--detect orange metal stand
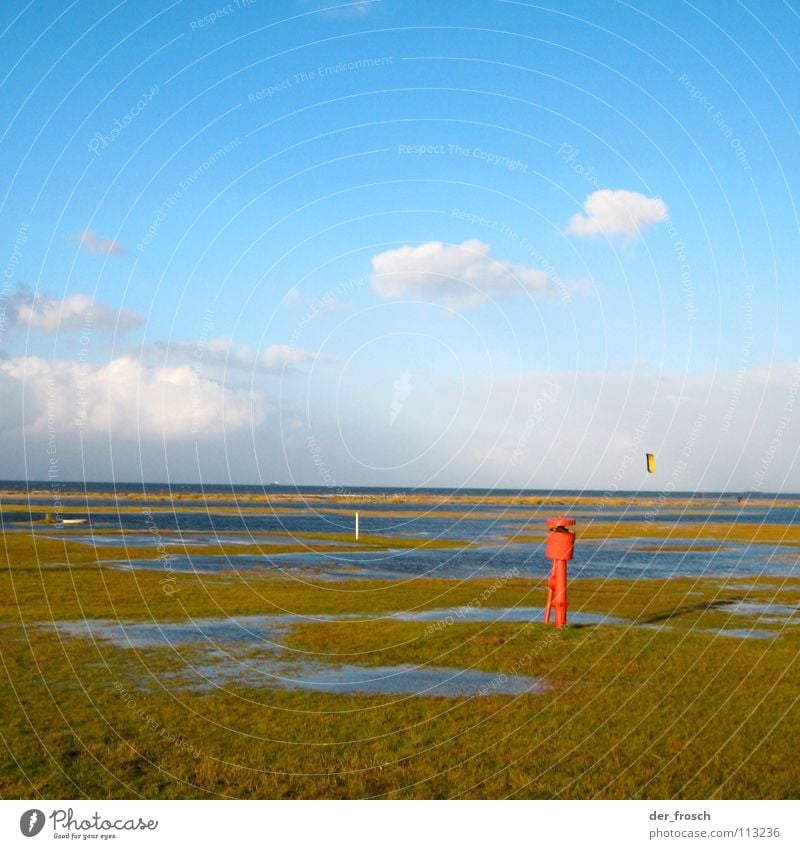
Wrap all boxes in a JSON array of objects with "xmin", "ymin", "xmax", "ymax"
[{"xmin": 544, "ymin": 516, "xmax": 576, "ymax": 628}]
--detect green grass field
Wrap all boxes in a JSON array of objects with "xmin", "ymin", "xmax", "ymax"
[{"xmin": 1, "ymin": 515, "xmax": 799, "ymax": 799}]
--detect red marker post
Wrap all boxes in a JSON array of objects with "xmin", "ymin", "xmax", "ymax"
[{"xmin": 544, "ymin": 516, "xmax": 576, "ymax": 628}]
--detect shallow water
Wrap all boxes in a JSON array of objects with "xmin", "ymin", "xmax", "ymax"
[
  {"xmin": 6, "ymin": 493, "xmax": 800, "ymax": 529},
  {"xmin": 704, "ymin": 628, "xmax": 781, "ymax": 640},
  {"xmin": 48, "ymin": 606, "xmax": 624, "ymax": 646},
  {"xmin": 387, "ymin": 606, "xmax": 626, "ymax": 626},
  {"xmin": 37, "ymin": 531, "xmax": 362, "ymax": 549},
  {"xmin": 46, "ymin": 592, "xmax": 787, "ymax": 699},
  {"xmin": 47, "ymin": 615, "xmax": 547, "ymax": 697},
  {"xmin": 37, "ymin": 532, "xmax": 305, "ymax": 548},
  {"xmin": 724, "ymin": 600, "xmax": 800, "ymax": 623},
  {"xmin": 179, "ymin": 658, "xmax": 548, "ymax": 697},
  {"xmin": 111, "ymin": 534, "xmax": 800, "ymax": 582},
  {"xmin": 51, "ymin": 614, "xmax": 294, "ymax": 649},
  {"xmin": 109, "ymin": 553, "xmax": 403, "ymax": 581},
  {"xmin": 8, "ymin": 487, "xmax": 800, "ymax": 587}
]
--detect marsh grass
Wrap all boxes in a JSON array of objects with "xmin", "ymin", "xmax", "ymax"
[
  {"xmin": 511, "ymin": 520, "xmax": 800, "ymax": 546},
  {"xmin": 0, "ymin": 529, "xmax": 466, "ymax": 577},
  {"xmin": 1, "ymin": 524, "xmax": 798, "ymax": 799},
  {"xmin": 2, "ymin": 609, "xmax": 797, "ymax": 799}
]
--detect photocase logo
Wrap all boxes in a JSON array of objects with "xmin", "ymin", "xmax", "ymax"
[
  {"xmin": 390, "ymin": 369, "xmax": 412, "ymax": 426},
  {"xmin": 19, "ymin": 809, "xmax": 45, "ymax": 837}
]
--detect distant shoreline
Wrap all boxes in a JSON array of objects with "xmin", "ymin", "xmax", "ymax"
[
  {"xmin": 0, "ymin": 480, "xmax": 796, "ymax": 500},
  {"xmin": 2, "ymin": 484, "xmax": 799, "ymax": 512}
]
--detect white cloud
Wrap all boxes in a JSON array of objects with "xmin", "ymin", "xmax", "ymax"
[
  {"xmin": 567, "ymin": 189, "xmax": 667, "ymax": 238},
  {"xmin": 0, "ymin": 355, "xmax": 263, "ymax": 437},
  {"xmin": 282, "ymin": 287, "xmax": 304, "ymax": 306},
  {"xmin": 142, "ymin": 338, "xmax": 335, "ymax": 374},
  {"xmin": 77, "ymin": 230, "xmax": 126, "ymax": 256},
  {"xmin": 370, "ymin": 239, "xmax": 561, "ymax": 309},
  {"xmin": 282, "ymin": 287, "xmax": 350, "ymax": 314},
  {"xmin": 259, "ymin": 343, "xmax": 326, "ymax": 370},
  {"xmin": 7, "ymin": 287, "xmax": 143, "ymax": 334}
]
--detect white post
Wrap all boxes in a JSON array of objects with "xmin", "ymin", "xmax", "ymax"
[{"xmin": 355, "ymin": 511, "xmax": 359, "ymax": 541}]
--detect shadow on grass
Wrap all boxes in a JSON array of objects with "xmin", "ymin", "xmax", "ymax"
[{"xmin": 635, "ymin": 597, "xmax": 743, "ymax": 625}]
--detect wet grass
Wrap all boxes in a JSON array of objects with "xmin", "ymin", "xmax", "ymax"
[
  {"xmin": 2, "ymin": 533, "xmax": 799, "ymax": 799},
  {"xmin": 2, "ymin": 604, "xmax": 798, "ymax": 799},
  {"xmin": 511, "ymin": 520, "xmax": 800, "ymax": 547},
  {"xmin": 0, "ymin": 529, "xmax": 466, "ymax": 578}
]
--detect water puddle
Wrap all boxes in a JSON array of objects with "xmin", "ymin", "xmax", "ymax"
[
  {"xmin": 388, "ymin": 606, "xmax": 627, "ymax": 626},
  {"xmin": 48, "ymin": 607, "xmax": 619, "ymax": 643},
  {"xmin": 724, "ymin": 600, "xmax": 800, "ymax": 623},
  {"xmin": 704, "ymin": 628, "xmax": 780, "ymax": 640},
  {"xmin": 51, "ymin": 615, "xmax": 293, "ymax": 649},
  {"xmin": 46, "ymin": 591, "xmax": 789, "ymax": 698},
  {"xmin": 172, "ymin": 657, "xmax": 548, "ymax": 697},
  {"xmin": 46, "ymin": 616, "xmax": 547, "ymax": 698}
]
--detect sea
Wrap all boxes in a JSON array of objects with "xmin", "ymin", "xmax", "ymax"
[{"xmin": 2, "ymin": 481, "xmax": 799, "ymax": 581}]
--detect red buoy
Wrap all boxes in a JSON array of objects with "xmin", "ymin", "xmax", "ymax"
[{"xmin": 544, "ymin": 516, "xmax": 576, "ymax": 628}]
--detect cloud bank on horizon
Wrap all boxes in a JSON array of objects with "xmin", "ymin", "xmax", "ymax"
[
  {"xmin": 0, "ymin": 354, "xmax": 263, "ymax": 437},
  {"xmin": 141, "ymin": 338, "xmax": 335, "ymax": 374},
  {"xmin": 3, "ymin": 286, "xmax": 142, "ymax": 334}
]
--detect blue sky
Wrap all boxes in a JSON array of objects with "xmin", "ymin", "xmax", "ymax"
[{"xmin": 1, "ymin": 0, "xmax": 799, "ymax": 490}]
